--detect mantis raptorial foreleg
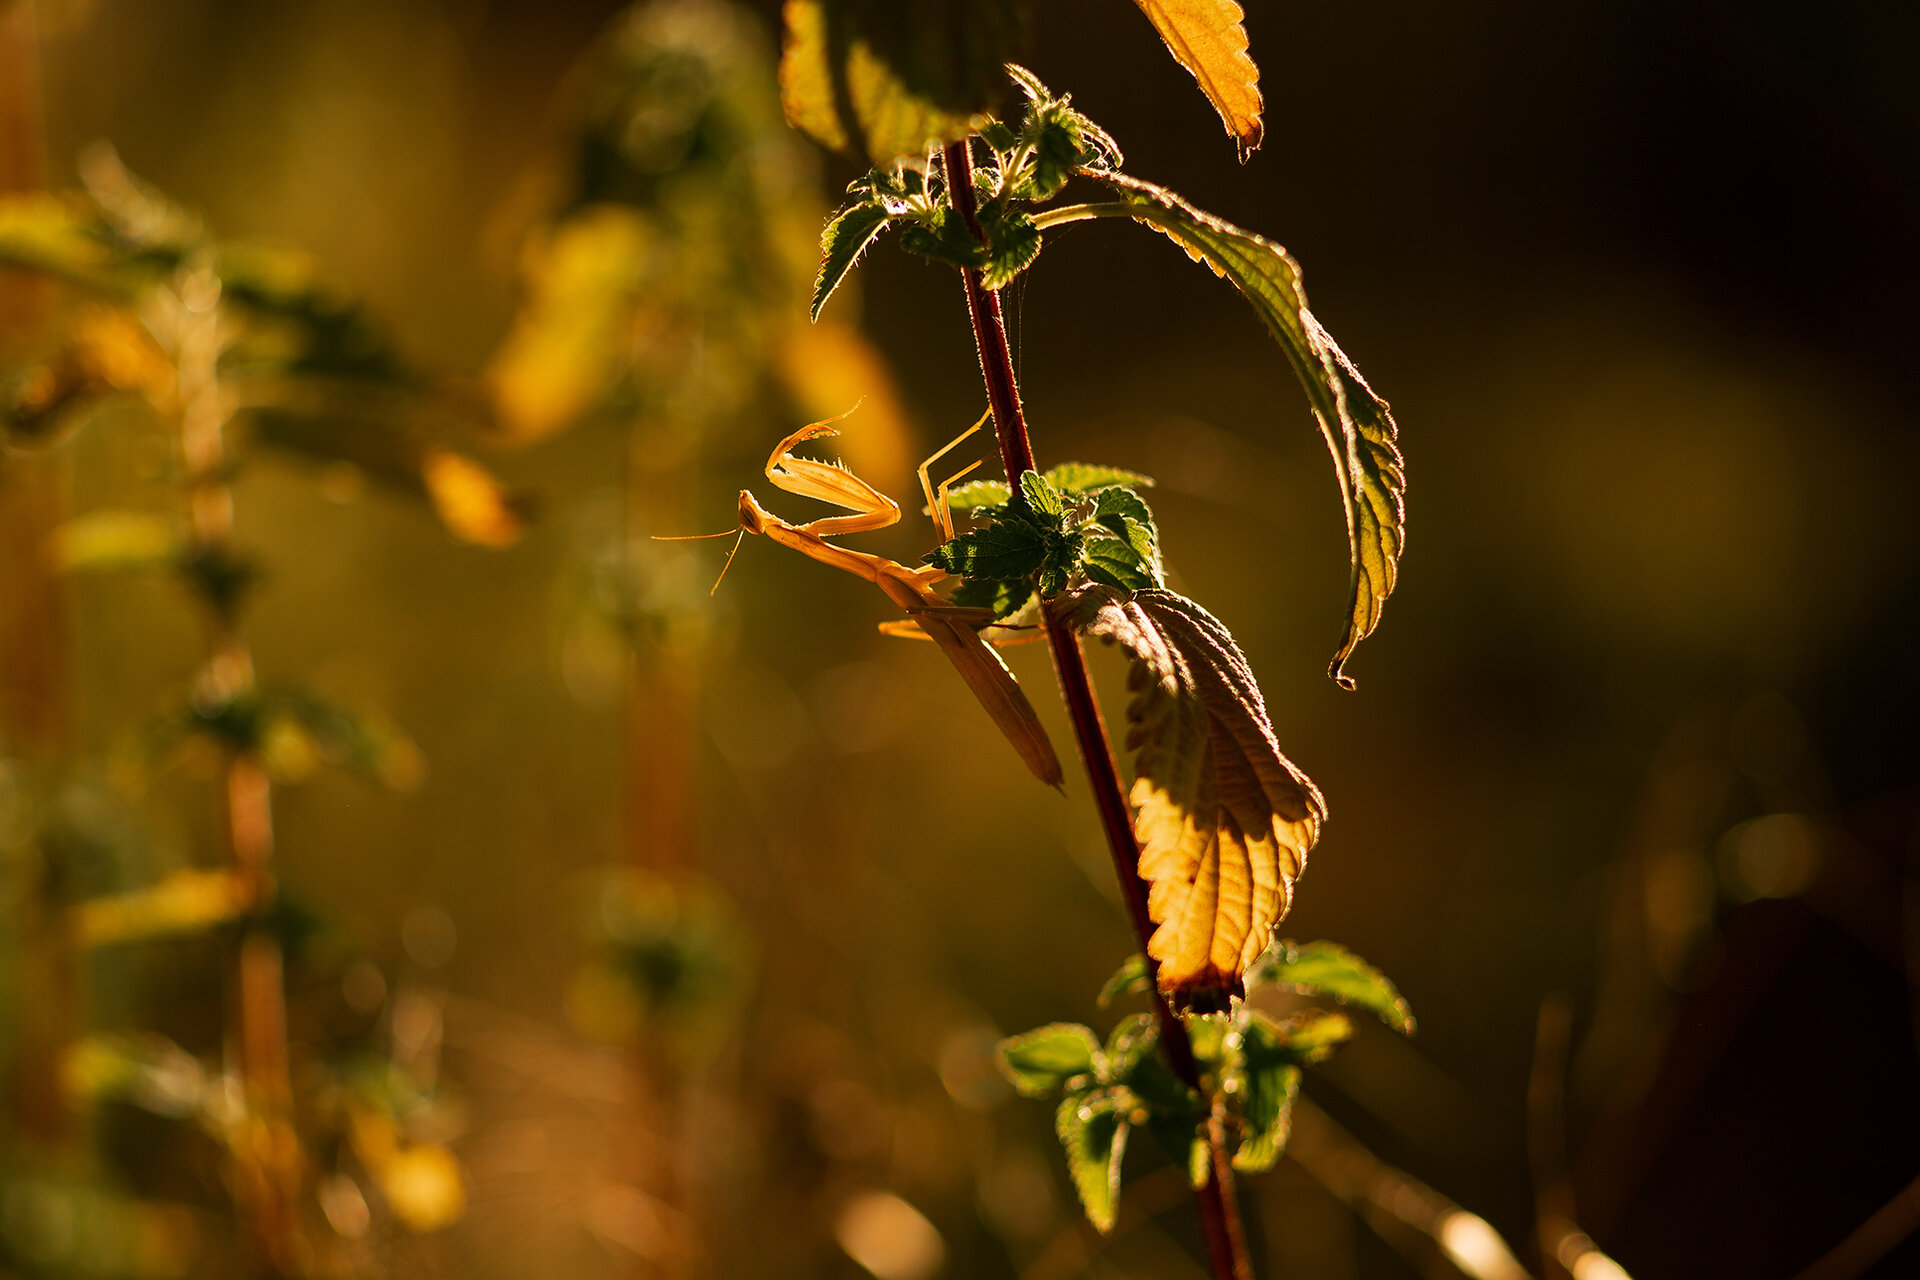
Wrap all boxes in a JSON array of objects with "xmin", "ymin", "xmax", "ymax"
[{"xmin": 732, "ymin": 411, "xmax": 1064, "ymax": 789}]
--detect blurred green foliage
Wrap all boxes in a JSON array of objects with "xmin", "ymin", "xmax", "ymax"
[{"xmin": 0, "ymin": 1, "xmax": 1913, "ymax": 1279}]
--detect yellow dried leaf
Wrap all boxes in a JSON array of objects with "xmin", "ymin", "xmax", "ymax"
[
  {"xmin": 70, "ymin": 305, "xmax": 173, "ymax": 397},
  {"xmin": 1131, "ymin": 0, "xmax": 1264, "ymax": 161},
  {"xmin": 1055, "ymin": 586, "xmax": 1322, "ymax": 1007},
  {"xmin": 47, "ymin": 510, "xmax": 183, "ymax": 573},
  {"xmin": 485, "ymin": 206, "xmax": 651, "ymax": 443},
  {"xmin": 75, "ymin": 869, "xmax": 251, "ymax": 948},
  {"xmin": 377, "ymin": 1143, "xmax": 467, "ymax": 1232},
  {"xmin": 421, "ymin": 448, "xmax": 524, "ymax": 548}
]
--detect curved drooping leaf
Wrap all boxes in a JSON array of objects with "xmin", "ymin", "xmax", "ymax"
[
  {"xmin": 1089, "ymin": 171, "xmax": 1406, "ymax": 689},
  {"xmin": 1230, "ymin": 1012, "xmax": 1301, "ymax": 1174},
  {"xmin": 779, "ymin": 0, "xmax": 1029, "ymax": 169},
  {"xmin": 1055, "ymin": 1089, "xmax": 1129, "ymax": 1232},
  {"xmin": 1130, "ymin": 0, "xmax": 1264, "ymax": 161},
  {"xmin": 1053, "ymin": 585, "xmax": 1324, "ymax": 1008},
  {"xmin": 812, "ymin": 200, "xmax": 893, "ymax": 320},
  {"xmin": 1248, "ymin": 938, "xmax": 1416, "ymax": 1035}
]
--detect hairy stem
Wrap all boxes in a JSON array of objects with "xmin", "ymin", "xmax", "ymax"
[{"xmin": 941, "ymin": 138, "xmax": 1254, "ymax": 1280}]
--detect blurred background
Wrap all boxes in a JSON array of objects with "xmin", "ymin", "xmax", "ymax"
[{"xmin": 1, "ymin": 1, "xmax": 1916, "ymax": 1278}]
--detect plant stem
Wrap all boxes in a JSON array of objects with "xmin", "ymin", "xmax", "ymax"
[
  {"xmin": 1030, "ymin": 201, "xmax": 1133, "ymax": 231},
  {"xmin": 941, "ymin": 138, "xmax": 1254, "ymax": 1280},
  {"xmin": 0, "ymin": 0, "xmax": 78, "ymax": 1150},
  {"xmin": 173, "ymin": 262, "xmax": 301, "ymax": 1276}
]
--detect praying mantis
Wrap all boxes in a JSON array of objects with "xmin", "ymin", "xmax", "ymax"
[{"xmin": 725, "ymin": 409, "xmax": 1064, "ymax": 789}]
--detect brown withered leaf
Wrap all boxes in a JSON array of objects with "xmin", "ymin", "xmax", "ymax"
[
  {"xmin": 1053, "ymin": 585, "xmax": 1322, "ymax": 1007},
  {"xmin": 1131, "ymin": 0, "xmax": 1264, "ymax": 161}
]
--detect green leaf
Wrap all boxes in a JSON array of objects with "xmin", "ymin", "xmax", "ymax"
[
  {"xmin": 1034, "ymin": 544, "xmax": 1081, "ymax": 600},
  {"xmin": 811, "ymin": 199, "xmax": 893, "ymax": 321},
  {"xmin": 1051, "ymin": 585, "xmax": 1325, "ymax": 1008},
  {"xmin": 1026, "ymin": 114, "xmax": 1087, "ymax": 201},
  {"xmin": 1046, "ymin": 461, "xmax": 1155, "ymax": 496},
  {"xmin": 944, "ymin": 477, "xmax": 1012, "ymax": 510},
  {"xmin": 1261, "ymin": 1008, "xmax": 1354, "ymax": 1064},
  {"xmin": 1231, "ymin": 1013, "xmax": 1301, "ymax": 1173},
  {"xmin": 997, "ymin": 1023, "xmax": 1101, "ymax": 1097},
  {"xmin": 1113, "ymin": 1028, "xmax": 1208, "ymax": 1187},
  {"xmin": 1092, "ymin": 486, "xmax": 1161, "ymax": 582},
  {"xmin": 899, "ymin": 205, "xmax": 990, "ymax": 270},
  {"xmin": 1098, "ymin": 954, "xmax": 1152, "ymax": 1007},
  {"xmin": 924, "ymin": 517, "xmax": 1047, "ymax": 580},
  {"xmin": 1004, "ymin": 67, "xmax": 1124, "ymax": 200},
  {"xmin": 1246, "ymin": 939, "xmax": 1416, "ymax": 1035},
  {"xmin": 949, "ymin": 576, "xmax": 1032, "ymax": 622},
  {"xmin": 1102, "ymin": 1013, "xmax": 1158, "ymax": 1082},
  {"xmin": 978, "ymin": 118, "xmax": 1019, "ymax": 155},
  {"xmin": 1091, "ymin": 172, "xmax": 1406, "ymax": 689},
  {"xmin": 1186, "ymin": 1013, "xmax": 1231, "ymax": 1070},
  {"xmin": 779, "ymin": 0, "xmax": 1030, "ymax": 169},
  {"xmin": 1083, "ymin": 536, "xmax": 1157, "ymax": 592},
  {"xmin": 1056, "ymin": 1090, "xmax": 1129, "ymax": 1233},
  {"xmin": 978, "ymin": 205, "xmax": 1041, "ymax": 290},
  {"xmin": 1017, "ymin": 469, "xmax": 1065, "ymax": 520},
  {"xmin": 266, "ymin": 691, "xmax": 423, "ymax": 791},
  {"xmin": 1317, "ymin": 329, "xmax": 1406, "ymax": 688}
]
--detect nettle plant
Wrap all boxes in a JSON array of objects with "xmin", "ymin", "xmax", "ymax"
[
  {"xmin": 0, "ymin": 150, "xmax": 499, "ymax": 1272},
  {"xmin": 750, "ymin": 8, "xmax": 1411, "ymax": 1275}
]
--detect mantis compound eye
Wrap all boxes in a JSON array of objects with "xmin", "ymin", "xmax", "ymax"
[{"xmin": 737, "ymin": 490, "xmax": 767, "ymax": 533}]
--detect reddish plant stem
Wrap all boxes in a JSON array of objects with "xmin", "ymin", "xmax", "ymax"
[
  {"xmin": 941, "ymin": 139, "xmax": 1253, "ymax": 1280},
  {"xmin": 175, "ymin": 268, "xmax": 300, "ymax": 1276},
  {"xmin": 0, "ymin": 0, "xmax": 78, "ymax": 1149}
]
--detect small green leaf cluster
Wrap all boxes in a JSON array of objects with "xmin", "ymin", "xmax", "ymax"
[
  {"xmin": 810, "ymin": 67, "xmax": 1118, "ymax": 318},
  {"xmin": 997, "ymin": 1016, "xmax": 1199, "ymax": 1232},
  {"xmin": 1000, "ymin": 940, "xmax": 1413, "ymax": 1231},
  {"xmin": 136, "ymin": 688, "xmax": 422, "ymax": 791},
  {"xmin": 924, "ymin": 466, "xmax": 1162, "ymax": 621}
]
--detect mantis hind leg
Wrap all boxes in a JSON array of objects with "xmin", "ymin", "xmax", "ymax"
[{"xmin": 918, "ymin": 408, "xmax": 991, "ymax": 544}]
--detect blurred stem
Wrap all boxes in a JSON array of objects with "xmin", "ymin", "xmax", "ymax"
[
  {"xmin": 1528, "ymin": 994, "xmax": 1577, "ymax": 1280},
  {"xmin": 0, "ymin": 0, "xmax": 76, "ymax": 1148},
  {"xmin": 1789, "ymin": 1173, "xmax": 1920, "ymax": 1280},
  {"xmin": 171, "ymin": 263, "xmax": 301, "ymax": 1276},
  {"xmin": 621, "ymin": 410, "xmax": 700, "ymax": 1280},
  {"xmin": 624, "ymin": 426, "xmax": 694, "ymax": 878},
  {"xmin": 1287, "ymin": 1099, "xmax": 1532, "ymax": 1280},
  {"xmin": 942, "ymin": 137, "xmax": 1253, "ymax": 1280}
]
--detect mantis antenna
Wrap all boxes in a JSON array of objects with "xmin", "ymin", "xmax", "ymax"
[{"xmin": 650, "ymin": 527, "xmax": 748, "ymax": 595}]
